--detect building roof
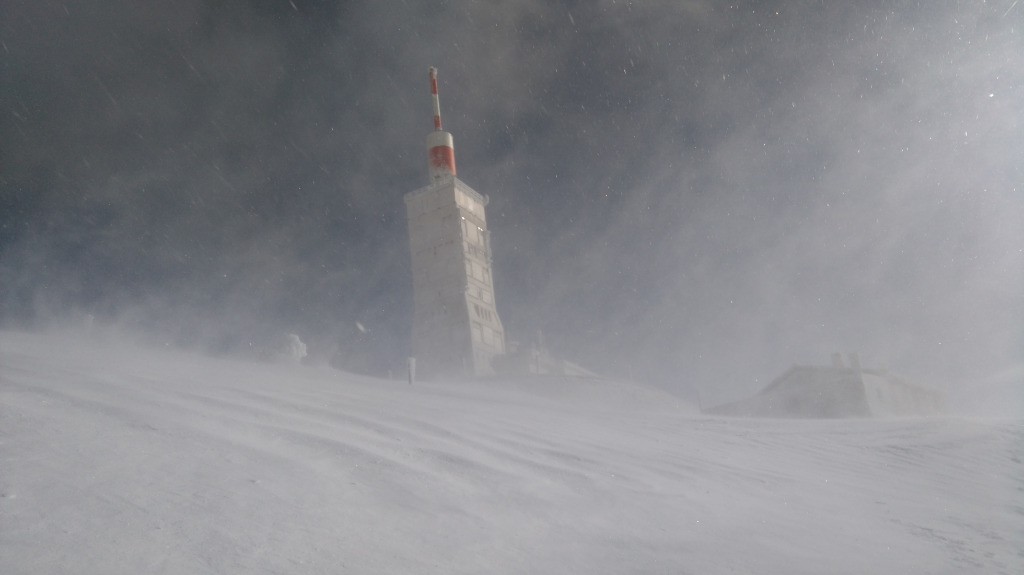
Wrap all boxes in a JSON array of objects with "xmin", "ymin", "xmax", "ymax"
[{"xmin": 707, "ymin": 358, "xmax": 944, "ymax": 418}]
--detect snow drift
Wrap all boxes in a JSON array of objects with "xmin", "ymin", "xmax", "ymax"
[{"xmin": 1, "ymin": 329, "xmax": 1020, "ymax": 574}]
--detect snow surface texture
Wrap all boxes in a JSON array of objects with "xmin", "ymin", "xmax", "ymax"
[{"xmin": 1, "ymin": 330, "xmax": 1021, "ymax": 574}]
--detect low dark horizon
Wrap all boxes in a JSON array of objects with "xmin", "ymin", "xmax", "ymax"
[{"xmin": 2, "ymin": 1, "xmax": 1021, "ymax": 406}]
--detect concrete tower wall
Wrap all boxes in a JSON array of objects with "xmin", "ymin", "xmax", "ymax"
[{"xmin": 406, "ymin": 175, "xmax": 505, "ymax": 378}]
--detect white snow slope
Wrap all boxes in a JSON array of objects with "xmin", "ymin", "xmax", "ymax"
[{"xmin": 2, "ymin": 329, "xmax": 1021, "ymax": 574}]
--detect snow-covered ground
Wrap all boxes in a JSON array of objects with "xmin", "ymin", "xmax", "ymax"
[{"xmin": 1, "ymin": 329, "xmax": 1020, "ymax": 574}]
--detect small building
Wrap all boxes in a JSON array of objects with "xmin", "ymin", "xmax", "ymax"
[{"xmin": 707, "ymin": 354, "xmax": 944, "ymax": 418}]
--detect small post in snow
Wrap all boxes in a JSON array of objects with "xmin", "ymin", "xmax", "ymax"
[{"xmin": 407, "ymin": 357, "xmax": 416, "ymax": 385}]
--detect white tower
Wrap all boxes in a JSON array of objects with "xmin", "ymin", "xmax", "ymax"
[{"xmin": 404, "ymin": 67, "xmax": 506, "ymax": 378}]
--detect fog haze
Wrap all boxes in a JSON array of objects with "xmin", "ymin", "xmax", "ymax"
[{"xmin": 2, "ymin": 1, "xmax": 1021, "ymax": 407}]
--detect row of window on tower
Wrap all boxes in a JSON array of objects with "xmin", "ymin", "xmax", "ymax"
[
  {"xmin": 472, "ymin": 302, "xmax": 496, "ymax": 323},
  {"xmin": 461, "ymin": 217, "xmax": 488, "ymax": 247}
]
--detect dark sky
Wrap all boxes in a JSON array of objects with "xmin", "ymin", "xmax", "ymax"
[{"xmin": 2, "ymin": 1, "xmax": 1022, "ymax": 404}]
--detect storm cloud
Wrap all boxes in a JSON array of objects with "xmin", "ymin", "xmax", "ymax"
[{"xmin": 2, "ymin": 1, "xmax": 1021, "ymax": 406}]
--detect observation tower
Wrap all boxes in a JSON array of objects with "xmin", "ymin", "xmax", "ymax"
[{"xmin": 404, "ymin": 67, "xmax": 506, "ymax": 378}]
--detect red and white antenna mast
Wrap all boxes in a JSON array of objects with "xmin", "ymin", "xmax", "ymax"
[{"xmin": 427, "ymin": 66, "xmax": 457, "ymax": 181}]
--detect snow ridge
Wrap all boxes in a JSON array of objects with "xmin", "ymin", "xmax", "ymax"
[{"xmin": 1, "ymin": 330, "xmax": 1021, "ymax": 574}]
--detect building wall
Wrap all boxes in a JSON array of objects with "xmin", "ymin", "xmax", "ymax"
[
  {"xmin": 708, "ymin": 365, "xmax": 945, "ymax": 418},
  {"xmin": 405, "ymin": 175, "xmax": 505, "ymax": 378},
  {"xmin": 862, "ymin": 373, "xmax": 945, "ymax": 416}
]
